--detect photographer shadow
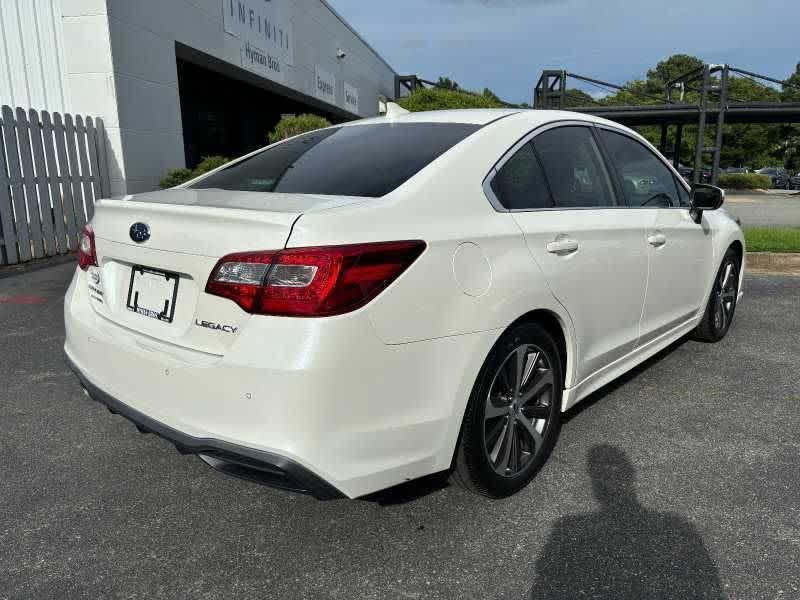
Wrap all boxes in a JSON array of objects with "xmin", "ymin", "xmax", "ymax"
[{"xmin": 530, "ymin": 445, "xmax": 725, "ymax": 599}]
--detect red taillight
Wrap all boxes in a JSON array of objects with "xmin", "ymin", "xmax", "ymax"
[
  {"xmin": 206, "ymin": 241, "xmax": 426, "ymax": 317},
  {"xmin": 78, "ymin": 224, "xmax": 98, "ymax": 270}
]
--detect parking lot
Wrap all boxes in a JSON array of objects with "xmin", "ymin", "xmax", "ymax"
[
  {"xmin": 724, "ymin": 190, "xmax": 800, "ymax": 227},
  {"xmin": 1, "ymin": 261, "xmax": 798, "ymax": 600}
]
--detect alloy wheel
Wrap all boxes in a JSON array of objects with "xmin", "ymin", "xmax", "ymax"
[
  {"xmin": 712, "ymin": 258, "xmax": 738, "ymax": 332},
  {"xmin": 483, "ymin": 344, "xmax": 555, "ymax": 477}
]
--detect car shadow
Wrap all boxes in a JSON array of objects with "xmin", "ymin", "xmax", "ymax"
[
  {"xmin": 528, "ymin": 444, "xmax": 725, "ymax": 599},
  {"xmin": 359, "ymin": 471, "xmax": 452, "ymax": 506}
]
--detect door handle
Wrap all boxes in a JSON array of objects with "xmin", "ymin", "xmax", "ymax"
[
  {"xmin": 546, "ymin": 239, "xmax": 579, "ymax": 255},
  {"xmin": 647, "ymin": 233, "xmax": 667, "ymax": 247}
]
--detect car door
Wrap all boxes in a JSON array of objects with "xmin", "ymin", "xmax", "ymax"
[
  {"xmin": 596, "ymin": 127, "xmax": 714, "ymax": 346},
  {"xmin": 486, "ymin": 124, "xmax": 650, "ymax": 384}
]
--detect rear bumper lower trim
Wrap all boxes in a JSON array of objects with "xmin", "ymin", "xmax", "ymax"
[{"xmin": 65, "ymin": 354, "xmax": 345, "ymax": 500}]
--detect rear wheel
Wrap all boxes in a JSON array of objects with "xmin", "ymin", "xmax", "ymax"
[
  {"xmin": 693, "ymin": 247, "xmax": 740, "ymax": 342},
  {"xmin": 452, "ymin": 323, "xmax": 562, "ymax": 497}
]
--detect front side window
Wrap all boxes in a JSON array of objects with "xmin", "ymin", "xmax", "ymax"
[
  {"xmin": 531, "ymin": 126, "xmax": 616, "ymax": 208},
  {"xmin": 190, "ymin": 122, "xmax": 481, "ymax": 198},
  {"xmin": 490, "ymin": 142, "xmax": 553, "ymax": 210},
  {"xmin": 675, "ymin": 177, "xmax": 691, "ymax": 207},
  {"xmin": 598, "ymin": 129, "xmax": 682, "ymax": 208}
]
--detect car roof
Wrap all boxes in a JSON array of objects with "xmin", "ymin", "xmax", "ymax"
[
  {"xmin": 345, "ymin": 108, "xmax": 634, "ymax": 131},
  {"xmin": 345, "ymin": 108, "xmax": 522, "ymax": 126}
]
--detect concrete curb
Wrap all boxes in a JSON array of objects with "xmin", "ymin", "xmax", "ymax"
[{"xmin": 747, "ymin": 252, "xmax": 800, "ymax": 276}]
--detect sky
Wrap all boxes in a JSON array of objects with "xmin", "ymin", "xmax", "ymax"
[{"xmin": 328, "ymin": 0, "xmax": 800, "ymax": 105}]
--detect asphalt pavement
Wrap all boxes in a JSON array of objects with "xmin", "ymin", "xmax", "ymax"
[
  {"xmin": 1, "ymin": 262, "xmax": 798, "ymax": 599},
  {"xmin": 724, "ymin": 190, "xmax": 800, "ymax": 227}
]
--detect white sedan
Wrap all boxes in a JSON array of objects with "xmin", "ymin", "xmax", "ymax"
[{"xmin": 65, "ymin": 109, "xmax": 744, "ymax": 499}]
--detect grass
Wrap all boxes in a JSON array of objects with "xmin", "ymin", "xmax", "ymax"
[{"xmin": 744, "ymin": 227, "xmax": 800, "ymax": 253}]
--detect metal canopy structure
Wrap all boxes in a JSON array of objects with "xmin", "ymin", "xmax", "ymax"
[
  {"xmin": 534, "ymin": 65, "xmax": 800, "ymax": 185},
  {"xmin": 571, "ymin": 102, "xmax": 800, "ymax": 125}
]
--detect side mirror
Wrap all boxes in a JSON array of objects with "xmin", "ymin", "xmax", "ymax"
[{"xmin": 690, "ymin": 184, "xmax": 724, "ymax": 223}]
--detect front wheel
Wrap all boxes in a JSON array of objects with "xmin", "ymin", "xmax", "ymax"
[
  {"xmin": 451, "ymin": 322, "xmax": 563, "ymax": 498},
  {"xmin": 693, "ymin": 248, "xmax": 740, "ymax": 342}
]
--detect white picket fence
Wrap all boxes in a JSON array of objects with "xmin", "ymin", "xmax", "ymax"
[{"xmin": 0, "ymin": 105, "xmax": 110, "ymax": 265}]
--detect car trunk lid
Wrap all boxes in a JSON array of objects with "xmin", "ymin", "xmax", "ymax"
[{"xmin": 84, "ymin": 189, "xmax": 362, "ymax": 355}]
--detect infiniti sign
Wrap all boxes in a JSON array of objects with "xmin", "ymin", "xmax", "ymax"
[{"xmin": 129, "ymin": 222, "xmax": 150, "ymax": 243}]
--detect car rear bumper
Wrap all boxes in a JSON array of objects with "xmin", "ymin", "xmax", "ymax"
[
  {"xmin": 64, "ymin": 267, "xmax": 498, "ymax": 498},
  {"xmin": 66, "ymin": 353, "xmax": 345, "ymax": 499}
]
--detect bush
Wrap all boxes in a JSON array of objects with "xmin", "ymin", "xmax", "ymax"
[
  {"xmin": 159, "ymin": 155, "xmax": 230, "ymax": 189},
  {"xmin": 718, "ymin": 173, "xmax": 772, "ymax": 190},
  {"xmin": 159, "ymin": 167, "xmax": 194, "ymax": 189},
  {"xmin": 397, "ymin": 87, "xmax": 506, "ymax": 112},
  {"xmin": 193, "ymin": 155, "xmax": 230, "ymax": 175},
  {"xmin": 268, "ymin": 114, "xmax": 331, "ymax": 144}
]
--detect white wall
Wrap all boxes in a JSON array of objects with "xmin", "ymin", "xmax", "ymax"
[
  {"xmin": 0, "ymin": 0, "xmax": 70, "ymax": 113},
  {"xmin": 0, "ymin": 0, "xmax": 125, "ymax": 196},
  {"xmin": 58, "ymin": 0, "xmax": 124, "ymax": 196}
]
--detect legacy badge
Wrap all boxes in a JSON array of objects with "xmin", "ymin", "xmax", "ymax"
[{"xmin": 195, "ymin": 319, "xmax": 238, "ymax": 334}]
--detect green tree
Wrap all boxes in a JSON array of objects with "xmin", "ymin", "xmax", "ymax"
[
  {"xmin": 596, "ymin": 54, "xmax": 797, "ymax": 169},
  {"xmin": 720, "ymin": 77, "xmax": 781, "ymax": 168},
  {"xmin": 481, "ymin": 87, "xmax": 502, "ymax": 103},
  {"xmin": 647, "ymin": 54, "xmax": 704, "ymax": 96},
  {"xmin": 437, "ymin": 76, "xmax": 460, "ymax": 90},
  {"xmin": 563, "ymin": 89, "xmax": 595, "ymax": 107},
  {"xmin": 777, "ymin": 64, "xmax": 800, "ymax": 170},
  {"xmin": 774, "ymin": 133, "xmax": 800, "ymax": 171},
  {"xmin": 780, "ymin": 63, "xmax": 800, "ymax": 102}
]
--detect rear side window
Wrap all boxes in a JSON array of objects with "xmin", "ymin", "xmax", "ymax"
[
  {"xmin": 190, "ymin": 123, "xmax": 481, "ymax": 198},
  {"xmin": 490, "ymin": 143, "xmax": 553, "ymax": 210},
  {"xmin": 532, "ymin": 126, "xmax": 616, "ymax": 208},
  {"xmin": 598, "ymin": 129, "xmax": 682, "ymax": 208}
]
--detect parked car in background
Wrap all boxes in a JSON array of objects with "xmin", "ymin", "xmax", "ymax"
[
  {"xmin": 791, "ymin": 172, "xmax": 800, "ymax": 190},
  {"xmin": 677, "ymin": 163, "xmax": 711, "ymax": 184},
  {"xmin": 756, "ymin": 167, "xmax": 791, "ymax": 189},
  {"xmin": 724, "ymin": 167, "xmax": 751, "ymax": 174}
]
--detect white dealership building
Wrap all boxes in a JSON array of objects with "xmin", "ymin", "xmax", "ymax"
[{"xmin": 0, "ymin": 0, "xmax": 397, "ymax": 195}]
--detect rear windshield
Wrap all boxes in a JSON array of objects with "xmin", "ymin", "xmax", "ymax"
[{"xmin": 190, "ymin": 122, "xmax": 481, "ymax": 198}]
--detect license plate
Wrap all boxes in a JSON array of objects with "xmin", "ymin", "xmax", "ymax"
[{"xmin": 126, "ymin": 265, "xmax": 180, "ymax": 323}]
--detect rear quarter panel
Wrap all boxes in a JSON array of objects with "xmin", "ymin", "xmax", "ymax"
[{"xmin": 287, "ymin": 113, "xmax": 578, "ymax": 383}]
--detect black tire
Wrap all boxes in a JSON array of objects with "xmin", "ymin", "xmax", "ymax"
[
  {"xmin": 693, "ymin": 247, "xmax": 740, "ymax": 342},
  {"xmin": 451, "ymin": 322, "xmax": 563, "ymax": 498}
]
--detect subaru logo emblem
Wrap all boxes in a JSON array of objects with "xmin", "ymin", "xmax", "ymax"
[{"xmin": 129, "ymin": 222, "xmax": 150, "ymax": 243}]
